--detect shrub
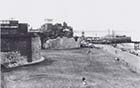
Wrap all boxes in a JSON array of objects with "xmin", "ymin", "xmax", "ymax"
[{"xmin": 1, "ymin": 51, "xmax": 27, "ymax": 67}]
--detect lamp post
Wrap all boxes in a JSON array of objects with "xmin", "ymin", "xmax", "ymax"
[{"xmin": 44, "ymin": 18, "xmax": 53, "ymax": 24}]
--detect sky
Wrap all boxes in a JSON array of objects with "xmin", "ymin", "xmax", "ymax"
[{"xmin": 0, "ymin": 0, "xmax": 140, "ymax": 40}]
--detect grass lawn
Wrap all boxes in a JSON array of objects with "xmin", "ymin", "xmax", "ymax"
[{"xmin": 2, "ymin": 48, "xmax": 140, "ymax": 88}]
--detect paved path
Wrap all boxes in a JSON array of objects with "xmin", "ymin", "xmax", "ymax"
[{"xmin": 103, "ymin": 45, "xmax": 140, "ymax": 73}]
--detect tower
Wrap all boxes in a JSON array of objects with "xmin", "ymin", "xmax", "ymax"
[{"xmin": 81, "ymin": 31, "xmax": 85, "ymax": 37}]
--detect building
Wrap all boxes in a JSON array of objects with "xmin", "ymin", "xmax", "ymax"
[{"xmin": 1, "ymin": 20, "xmax": 41, "ymax": 68}]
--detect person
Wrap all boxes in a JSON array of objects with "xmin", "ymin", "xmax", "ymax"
[
  {"xmin": 87, "ymin": 48, "xmax": 92, "ymax": 55},
  {"xmin": 82, "ymin": 77, "xmax": 87, "ymax": 86},
  {"xmin": 115, "ymin": 50, "xmax": 118, "ymax": 54},
  {"xmin": 115, "ymin": 57, "xmax": 120, "ymax": 62}
]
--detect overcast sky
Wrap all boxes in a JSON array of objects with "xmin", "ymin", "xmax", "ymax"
[{"xmin": 0, "ymin": 0, "xmax": 140, "ymax": 40}]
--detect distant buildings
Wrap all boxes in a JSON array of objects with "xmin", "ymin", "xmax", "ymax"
[{"xmin": 40, "ymin": 22, "xmax": 73, "ymax": 38}]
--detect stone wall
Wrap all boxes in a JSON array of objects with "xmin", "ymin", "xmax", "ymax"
[
  {"xmin": 1, "ymin": 35, "xmax": 32, "ymax": 65},
  {"xmin": 43, "ymin": 37, "xmax": 81, "ymax": 49},
  {"xmin": 1, "ymin": 36, "xmax": 42, "ymax": 67},
  {"xmin": 31, "ymin": 36, "xmax": 41, "ymax": 61}
]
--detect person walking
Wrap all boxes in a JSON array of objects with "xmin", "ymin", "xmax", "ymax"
[{"xmin": 82, "ymin": 77, "xmax": 88, "ymax": 86}]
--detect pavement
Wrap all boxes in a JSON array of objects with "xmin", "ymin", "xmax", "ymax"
[
  {"xmin": 25, "ymin": 56, "xmax": 45, "ymax": 65},
  {"xmin": 103, "ymin": 45, "xmax": 140, "ymax": 73}
]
